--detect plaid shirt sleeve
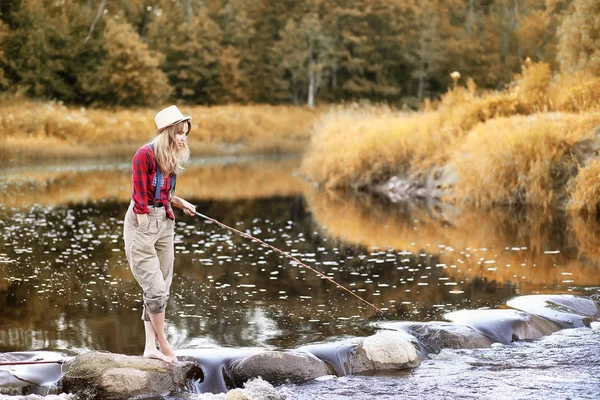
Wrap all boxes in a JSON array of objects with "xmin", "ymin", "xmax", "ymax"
[{"xmin": 131, "ymin": 145, "xmax": 153, "ymax": 215}]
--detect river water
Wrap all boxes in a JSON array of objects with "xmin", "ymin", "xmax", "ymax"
[{"xmin": 0, "ymin": 157, "xmax": 599, "ymax": 399}]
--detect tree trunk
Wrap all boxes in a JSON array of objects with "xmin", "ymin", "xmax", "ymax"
[
  {"xmin": 466, "ymin": 0, "xmax": 475, "ymax": 37},
  {"xmin": 183, "ymin": 0, "xmax": 192, "ymax": 24},
  {"xmin": 513, "ymin": 0, "xmax": 522, "ymax": 66},
  {"xmin": 83, "ymin": 0, "xmax": 107, "ymax": 44},
  {"xmin": 498, "ymin": 3, "xmax": 509, "ymax": 87},
  {"xmin": 417, "ymin": 64, "xmax": 425, "ymax": 102},
  {"xmin": 307, "ymin": 37, "xmax": 315, "ymax": 109}
]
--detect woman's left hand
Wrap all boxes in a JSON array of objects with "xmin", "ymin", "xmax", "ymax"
[
  {"xmin": 180, "ymin": 199, "xmax": 197, "ymax": 216},
  {"xmin": 172, "ymin": 196, "xmax": 197, "ymax": 216}
]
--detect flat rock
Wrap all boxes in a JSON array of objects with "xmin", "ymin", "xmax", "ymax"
[
  {"xmin": 59, "ymin": 352, "xmax": 198, "ymax": 400},
  {"xmin": 506, "ymin": 294, "xmax": 600, "ymax": 328},
  {"xmin": 376, "ymin": 321, "xmax": 494, "ymax": 353},
  {"xmin": 444, "ymin": 309, "xmax": 560, "ymax": 344}
]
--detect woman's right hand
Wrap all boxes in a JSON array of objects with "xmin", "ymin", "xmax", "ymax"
[{"xmin": 136, "ymin": 213, "xmax": 149, "ymax": 227}]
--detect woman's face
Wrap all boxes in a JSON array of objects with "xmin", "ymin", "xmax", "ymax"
[{"xmin": 174, "ymin": 122, "xmax": 189, "ymax": 149}]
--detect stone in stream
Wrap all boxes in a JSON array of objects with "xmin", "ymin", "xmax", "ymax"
[
  {"xmin": 506, "ymin": 294, "xmax": 600, "ymax": 328},
  {"xmin": 375, "ymin": 321, "xmax": 495, "ymax": 353},
  {"xmin": 229, "ymin": 350, "xmax": 331, "ymax": 387},
  {"xmin": 58, "ymin": 352, "xmax": 200, "ymax": 400},
  {"xmin": 346, "ymin": 331, "xmax": 421, "ymax": 374},
  {"xmin": 444, "ymin": 309, "xmax": 561, "ymax": 345},
  {"xmin": 231, "ymin": 331, "xmax": 421, "ymax": 387}
]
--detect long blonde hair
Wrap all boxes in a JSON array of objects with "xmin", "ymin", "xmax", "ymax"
[{"xmin": 152, "ymin": 120, "xmax": 191, "ymax": 175}]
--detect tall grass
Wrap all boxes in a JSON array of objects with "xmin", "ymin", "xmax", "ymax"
[
  {"xmin": 300, "ymin": 63, "xmax": 600, "ymax": 211},
  {"xmin": 449, "ymin": 113, "xmax": 600, "ymax": 207},
  {"xmin": 0, "ymin": 96, "xmax": 321, "ymax": 163}
]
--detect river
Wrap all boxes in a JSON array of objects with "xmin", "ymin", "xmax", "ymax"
[{"xmin": 0, "ymin": 157, "xmax": 599, "ymax": 399}]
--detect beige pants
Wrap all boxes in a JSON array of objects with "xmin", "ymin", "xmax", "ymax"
[{"xmin": 123, "ymin": 202, "xmax": 175, "ymax": 321}]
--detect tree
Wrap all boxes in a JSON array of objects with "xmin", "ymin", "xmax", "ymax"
[
  {"xmin": 3, "ymin": 0, "xmax": 104, "ymax": 102},
  {"xmin": 94, "ymin": 18, "xmax": 171, "ymax": 106},
  {"xmin": 274, "ymin": 10, "xmax": 334, "ymax": 107},
  {"xmin": 0, "ymin": 21, "xmax": 9, "ymax": 89},
  {"xmin": 147, "ymin": 3, "xmax": 222, "ymax": 104},
  {"xmin": 558, "ymin": 0, "xmax": 600, "ymax": 74}
]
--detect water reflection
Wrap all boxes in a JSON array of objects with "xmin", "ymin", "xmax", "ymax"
[{"xmin": 1, "ymin": 159, "xmax": 599, "ymax": 355}]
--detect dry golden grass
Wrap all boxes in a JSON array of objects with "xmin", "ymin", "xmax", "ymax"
[
  {"xmin": 301, "ymin": 65, "xmax": 600, "ymax": 209},
  {"xmin": 568, "ymin": 158, "xmax": 600, "ymax": 216},
  {"xmin": 449, "ymin": 113, "xmax": 600, "ymax": 207},
  {"xmin": 0, "ymin": 97, "xmax": 321, "ymax": 163}
]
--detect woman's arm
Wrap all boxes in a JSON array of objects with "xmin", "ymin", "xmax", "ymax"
[{"xmin": 171, "ymin": 196, "xmax": 197, "ymax": 216}]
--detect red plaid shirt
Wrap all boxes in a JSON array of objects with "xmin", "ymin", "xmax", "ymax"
[{"xmin": 131, "ymin": 144, "xmax": 175, "ymax": 220}]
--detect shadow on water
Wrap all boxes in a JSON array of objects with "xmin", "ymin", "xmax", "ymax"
[{"xmin": 1, "ymin": 158, "xmax": 600, "ymax": 396}]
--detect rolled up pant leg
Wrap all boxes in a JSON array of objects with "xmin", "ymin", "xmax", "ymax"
[{"xmin": 124, "ymin": 204, "xmax": 174, "ymax": 321}]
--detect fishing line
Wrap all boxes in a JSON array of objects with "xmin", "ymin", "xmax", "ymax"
[{"xmin": 172, "ymin": 203, "xmax": 382, "ymax": 314}]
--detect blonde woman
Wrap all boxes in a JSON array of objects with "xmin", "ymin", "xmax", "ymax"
[{"xmin": 123, "ymin": 105, "xmax": 196, "ymax": 363}]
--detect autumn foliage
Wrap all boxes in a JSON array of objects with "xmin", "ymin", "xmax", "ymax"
[{"xmin": 1, "ymin": 0, "xmax": 599, "ymax": 107}]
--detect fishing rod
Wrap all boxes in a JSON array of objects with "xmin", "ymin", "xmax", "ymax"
[
  {"xmin": 172, "ymin": 203, "xmax": 382, "ymax": 314},
  {"xmin": 0, "ymin": 360, "xmax": 65, "ymax": 366}
]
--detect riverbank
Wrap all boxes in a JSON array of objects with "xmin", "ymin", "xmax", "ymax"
[
  {"xmin": 0, "ymin": 97, "xmax": 321, "ymax": 164},
  {"xmin": 300, "ymin": 64, "xmax": 600, "ymax": 215}
]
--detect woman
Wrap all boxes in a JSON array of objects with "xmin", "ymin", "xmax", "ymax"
[{"xmin": 123, "ymin": 105, "xmax": 196, "ymax": 363}]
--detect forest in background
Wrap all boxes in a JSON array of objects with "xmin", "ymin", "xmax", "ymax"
[{"xmin": 0, "ymin": 0, "xmax": 597, "ymax": 108}]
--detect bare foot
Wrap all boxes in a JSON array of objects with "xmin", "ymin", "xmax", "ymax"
[
  {"xmin": 159, "ymin": 343, "xmax": 177, "ymax": 362},
  {"xmin": 143, "ymin": 348, "xmax": 172, "ymax": 363}
]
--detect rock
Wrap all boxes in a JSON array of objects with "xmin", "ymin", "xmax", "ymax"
[
  {"xmin": 376, "ymin": 321, "xmax": 494, "ymax": 353},
  {"xmin": 348, "ymin": 331, "xmax": 421, "ymax": 374},
  {"xmin": 506, "ymin": 294, "xmax": 600, "ymax": 328},
  {"xmin": 229, "ymin": 350, "xmax": 330, "ymax": 386},
  {"xmin": 298, "ymin": 338, "xmax": 362, "ymax": 375},
  {"xmin": 444, "ymin": 309, "xmax": 560, "ymax": 344},
  {"xmin": 59, "ymin": 352, "xmax": 199, "ymax": 400}
]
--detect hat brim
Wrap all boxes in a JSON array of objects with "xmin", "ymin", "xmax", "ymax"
[{"xmin": 156, "ymin": 116, "xmax": 192, "ymax": 134}]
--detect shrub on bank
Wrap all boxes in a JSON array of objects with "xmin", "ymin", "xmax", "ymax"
[
  {"xmin": 301, "ymin": 65, "xmax": 600, "ymax": 210},
  {"xmin": 569, "ymin": 157, "xmax": 600, "ymax": 216},
  {"xmin": 449, "ymin": 114, "xmax": 600, "ymax": 208}
]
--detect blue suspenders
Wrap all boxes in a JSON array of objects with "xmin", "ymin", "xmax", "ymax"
[{"xmin": 150, "ymin": 144, "xmax": 176, "ymax": 206}]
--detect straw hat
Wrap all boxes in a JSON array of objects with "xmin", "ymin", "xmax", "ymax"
[{"xmin": 154, "ymin": 105, "xmax": 192, "ymax": 132}]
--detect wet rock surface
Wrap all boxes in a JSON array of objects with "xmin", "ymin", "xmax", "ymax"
[
  {"xmin": 376, "ymin": 321, "xmax": 495, "ymax": 353},
  {"xmin": 444, "ymin": 309, "xmax": 561, "ymax": 344},
  {"xmin": 506, "ymin": 294, "xmax": 600, "ymax": 328},
  {"xmin": 348, "ymin": 331, "xmax": 421, "ymax": 373},
  {"xmin": 58, "ymin": 352, "xmax": 198, "ymax": 400},
  {"xmin": 229, "ymin": 350, "xmax": 331, "ymax": 386}
]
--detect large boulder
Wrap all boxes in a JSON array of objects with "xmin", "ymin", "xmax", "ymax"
[
  {"xmin": 444, "ymin": 309, "xmax": 560, "ymax": 344},
  {"xmin": 506, "ymin": 295, "xmax": 600, "ymax": 328},
  {"xmin": 59, "ymin": 352, "xmax": 199, "ymax": 400},
  {"xmin": 376, "ymin": 321, "xmax": 494, "ymax": 353},
  {"xmin": 347, "ymin": 331, "xmax": 421, "ymax": 374},
  {"xmin": 229, "ymin": 350, "xmax": 331, "ymax": 387}
]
